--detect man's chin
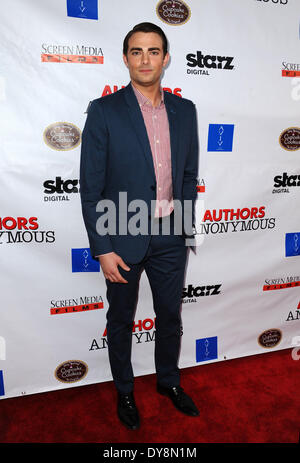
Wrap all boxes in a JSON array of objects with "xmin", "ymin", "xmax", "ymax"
[{"xmin": 133, "ymin": 76, "xmax": 159, "ymax": 87}]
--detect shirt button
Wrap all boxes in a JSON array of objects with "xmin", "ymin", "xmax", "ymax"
[
  {"xmin": 158, "ymin": 187, "xmax": 161, "ymax": 191},
  {"xmin": 158, "ymin": 163, "xmax": 162, "ymax": 167},
  {"xmin": 156, "ymin": 139, "xmax": 160, "ymax": 144}
]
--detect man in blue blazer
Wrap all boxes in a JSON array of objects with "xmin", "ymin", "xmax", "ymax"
[{"xmin": 80, "ymin": 22, "xmax": 199, "ymax": 429}]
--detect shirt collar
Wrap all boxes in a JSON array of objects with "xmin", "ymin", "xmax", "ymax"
[{"xmin": 131, "ymin": 83, "xmax": 165, "ymax": 111}]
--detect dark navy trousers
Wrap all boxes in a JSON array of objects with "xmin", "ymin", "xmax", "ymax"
[{"xmin": 105, "ymin": 213, "xmax": 187, "ymax": 394}]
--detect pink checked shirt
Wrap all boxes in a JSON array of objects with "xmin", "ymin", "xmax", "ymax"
[{"xmin": 132, "ymin": 84, "xmax": 174, "ymax": 218}]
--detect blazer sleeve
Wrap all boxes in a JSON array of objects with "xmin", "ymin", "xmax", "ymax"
[
  {"xmin": 80, "ymin": 100, "xmax": 114, "ymax": 257},
  {"xmin": 182, "ymin": 102, "xmax": 199, "ymax": 231}
]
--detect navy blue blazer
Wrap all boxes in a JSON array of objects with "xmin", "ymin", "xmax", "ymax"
[{"xmin": 80, "ymin": 83, "xmax": 199, "ymax": 264}]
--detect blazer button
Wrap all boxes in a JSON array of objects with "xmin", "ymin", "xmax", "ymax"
[{"xmin": 150, "ymin": 185, "xmax": 155, "ymax": 191}]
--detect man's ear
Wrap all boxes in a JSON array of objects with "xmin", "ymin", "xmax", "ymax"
[
  {"xmin": 123, "ymin": 54, "xmax": 128, "ymax": 68},
  {"xmin": 163, "ymin": 52, "xmax": 170, "ymax": 68}
]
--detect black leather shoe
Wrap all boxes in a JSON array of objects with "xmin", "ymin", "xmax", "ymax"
[
  {"xmin": 157, "ymin": 384, "xmax": 199, "ymax": 417},
  {"xmin": 117, "ymin": 392, "xmax": 140, "ymax": 430}
]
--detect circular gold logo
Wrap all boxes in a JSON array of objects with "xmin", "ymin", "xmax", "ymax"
[
  {"xmin": 258, "ymin": 329, "xmax": 282, "ymax": 348},
  {"xmin": 279, "ymin": 127, "xmax": 300, "ymax": 151},
  {"xmin": 55, "ymin": 360, "xmax": 88, "ymax": 383},
  {"xmin": 43, "ymin": 122, "xmax": 81, "ymax": 151},
  {"xmin": 156, "ymin": 0, "xmax": 191, "ymax": 26}
]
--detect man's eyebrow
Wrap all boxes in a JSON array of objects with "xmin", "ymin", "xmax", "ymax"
[{"xmin": 129, "ymin": 47, "xmax": 161, "ymax": 52}]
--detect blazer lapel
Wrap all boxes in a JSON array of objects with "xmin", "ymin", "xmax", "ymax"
[
  {"xmin": 164, "ymin": 92, "xmax": 180, "ymax": 185},
  {"xmin": 164, "ymin": 92, "xmax": 179, "ymax": 187},
  {"xmin": 124, "ymin": 84, "xmax": 156, "ymax": 181}
]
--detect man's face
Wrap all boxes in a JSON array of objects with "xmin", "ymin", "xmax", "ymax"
[{"xmin": 123, "ymin": 32, "xmax": 169, "ymax": 87}]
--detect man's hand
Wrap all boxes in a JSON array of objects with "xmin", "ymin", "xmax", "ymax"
[{"xmin": 98, "ymin": 252, "xmax": 130, "ymax": 283}]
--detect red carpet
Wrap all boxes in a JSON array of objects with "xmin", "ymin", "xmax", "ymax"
[{"xmin": 0, "ymin": 348, "xmax": 299, "ymax": 444}]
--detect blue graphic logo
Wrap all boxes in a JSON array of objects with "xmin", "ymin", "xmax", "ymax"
[
  {"xmin": 67, "ymin": 0, "xmax": 98, "ymax": 20},
  {"xmin": 72, "ymin": 248, "xmax": 100, "ymax": 272},
  {"xmin": 207, "ymin": 124, "xmax": 234, "ymax": 152},
  {"xmin": 196, "ymin": 336, "xmax": 218, "ymax": 362},
  {"xmin": 0, "ymin": 371, "xmax": 4, "ymax": 397},
  {"xmin": 285, "ymin": 233, "xmax": 300, "ymax": 257}
]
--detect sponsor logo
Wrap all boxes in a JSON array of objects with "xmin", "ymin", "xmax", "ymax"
[
  {"xmin": 156, "ymin": 0, "xmax": 191, "ymax": 26},
  {"xmin": 263, "ymin": 276, "xmax": 300, "ymax": 291},
  {"xmin": 286, "ymin": 301, "xmax": 300, "ymax": 322},
  {"xmin": 196, "ymin": 336, "xmax": 218, "ymax": 362},
  {"xmin": 256, "ymin": 0, "xmax": 288, "ymax": 4},
  {"xmin": 41, "ymin": 43, "xmax": 103, "ymax": 64},
  {"xmin": 43, "ymin": 122, "xmax": 81, "ymax": 151},
  {"xmin": 197, "ymin": 178, "xmax": 205, "ymax": 193},
  {"xmin": 67, "ymin": 0, "xmax": 98, "ymax": 20},
  {"xmin": 101, "ymin": 84, "xmax": 182, "ymax": 98},
  {"xmin": 197, "ymin": 206, "xmax": 275, "ymax": 235},
  {"xmin": 43, "ymin": 177, "xmax": 79, "ymax": 202},
  {"xmin": 182, "ymin": 284, "xmax": 221, "ymax": 304},
  {"xmin": 0, "ymin": 217, "xmax": 55, "ymax": 245},
  {"xmin": 0, "ymin": 371, "xmax": 4, "ymax": 396},
  {"xmin": 55, "ymin": 360, "xmax": 88, "ymax": 383},
  {"xmin": 89, "ymin": 317, "xmax": 171, "ymax": 351},
  {"xmin": 282, "ymin": 61, "xmax": 300, "ymax": 77},
  {"xmin": 279, "ymin": 127, "xmax": 300, "ymax": 151},
  {"xmin": 163, "ymin": 87, "xmax": 182, "ymax": 97},
  {"xmin": 272, "ymin": 172, "xmax": 300, "ymax": 194},
  {"xmin": 258, "ymin": 329, "xmax": 282, "ymax": 348},
  {"xmin": 50, "ymin": 295, "xmax": 103, "ymax": 315},
  {"xmin": 72, "ymin": 248, "xmax": 100, "ymax": 272},
  {"xmin": 285, "ymin": 233, "xmax": 300, "ymax": 257},
  {"xmin": 207, "ymin": 124, "xmax": 234, "ymax": 152},
  {"xmin": 186, "ymin": 51, "xmax": 234, "ymax": 76}
]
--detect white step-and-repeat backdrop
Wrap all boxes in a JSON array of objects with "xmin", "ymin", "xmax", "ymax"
[{"xmin": 1, "ymin": 0, "xmax": 300, "ymax": 399}]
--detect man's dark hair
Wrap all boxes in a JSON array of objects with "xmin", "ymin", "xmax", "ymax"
[{"xmin": 123, "ymin": 22, "xmax": 168, "ymax": 57}]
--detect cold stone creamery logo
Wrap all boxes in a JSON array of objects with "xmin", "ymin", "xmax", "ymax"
[
  {"xmin": 156, "ymin": 0, "xmax": 191, "ymax": 25},
  {"xmin": 258, "ymin": 329, "xmax": 282, "ymax": 348},
  {"xmin": 279, "ymin": 127, "xmax": 300, "ymax": 151},
  {"xmin": 43, "ymin": 122, "xmax": 81, "ymax": 151},
  {"xmin": 55, "ymin": 360, "xmax": 88, "ymax": 383},
  {"xmin": 41, "ymin": 43, "xmax": 103, "ymax": 64},
  {"xmin": 197, "ymin": 206, "xmax": 275, "ymax": 235},
  {"xmin": 50, "ymin": 295, "xmax": 104, "ymax": 315},
  {"xmin": 0, "ymin": 217, "xmax": 55, "ymax": 244},
  {"xmin": 263, "ymin": 275, "xmax": 300, "ymax": 291}
]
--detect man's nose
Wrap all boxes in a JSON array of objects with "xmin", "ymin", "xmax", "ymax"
[{"xmin": 141, "ymin": 52, "xmax": 149, "ymax": 64}]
